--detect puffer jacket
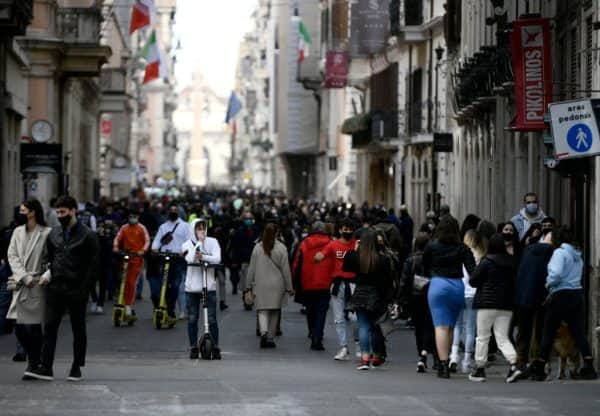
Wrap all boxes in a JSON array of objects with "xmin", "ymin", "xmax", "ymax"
[
  {"xmin": 423, "ymin": 240, "xmax": 476, "ymax": 279},
  {"xmin": 470, "ymin": 254, "xmax": 515, "ymax": 310},
  {"xmin": 45, "ymin": 223, "xmax": 100, "ymax": 300},
  {"xmin": 292, "ymin": 232, "xmax": 333, "ymax": 291}
]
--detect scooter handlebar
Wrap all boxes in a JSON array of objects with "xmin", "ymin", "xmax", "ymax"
[
  {"xmin": 115, "ymin": 250, "xmax": 144, "ymax": 258},
  {"xmin": 187, "ymin": 262, "xmax": 224, "ymax": 270}
]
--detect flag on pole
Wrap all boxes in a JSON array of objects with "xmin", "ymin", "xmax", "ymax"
[
  {"xmin": 225, "ymin": 92, "xmax": 242, "ymax": 124},
  {"xmin": 130, "ymin": 0, "xmax": 156, "ymax": 34},
  {"xmin": 298, "ymin": 20, "xmax": 311, "ymax": 63},
  {"xmin": 140, "ymin": 31, "xmax": 166, "ymax": 84}
]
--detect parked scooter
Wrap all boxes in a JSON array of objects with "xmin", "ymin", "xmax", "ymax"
[
  {"xmin": 112, "ymin": 251, "xmax": 141, "ymax": 327},
  {"xmin": 152, "ymin": 252, "xmax": 180, "ymax": 330}
]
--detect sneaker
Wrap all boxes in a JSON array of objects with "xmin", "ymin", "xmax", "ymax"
[
  {"xmin": 310, "ymin": 338, "xmax": 325, "ymax": 351},
  {"xmin": 469, "ymin": 367, "xmax": 486, "ymax": 382},
  {"xmin": 530, "ymin": 360, "xmax": 548, "ymax": 381},
  {"xmin": 212, "ymin": 347, "xmax": 222, "ymax": 360},
  {"xmin": 371, "ymin": 356, "xmax": 386, "ymax": 368},
  {"xmin": 67, "ymin": 365, "xmax": 82, "ymax": 382},
  {"xmin": 354, "ymin": 342, "xmax": 361, "ymax": 360},
  {"xmin": 89, "ymin": 302, "xmax": 97, "ymax": 313},
  {"xmin": 260, "ymin": 334, "xmax": 269, "ymax": 349},
  {"xmin": 461, "ymin": 356, "xmax": 474, "ymax": 374},
  {"xmin": 96, "ymin": 306, "xmax": 104, "ymax": 314},
  {"xmin": 417, "ymin": 360, "xmax": 426, "ymax": 373},
  {"xmin": 190, "ymin": 347, "xmax": 199, "ymax": 359},
  {"xmin": 178, "ymin": 312, "xmax": 187, "ymax": 320},
  {"xmin": 449, "ymin": 361, "xmax": 458, "ymax": 373},
  {"xmin": 266, "ymin": 338, "xmax": 276, "ymax": 348},
  {"xmin": 22, "ymin": 364, "xmax": 38, "ymax": 381},
  {"xmin": 334, "ymin": 346, "xmax": 350, "ymax": 361},
  {"xmin": 219, "ymin": 301, "xmax": 229, "ymax": 311},
  {"xmin": 506, "ymin": 365, "xmax": 522, "ymax": 383},
  {"xmin": 12, "ymin": 353, "xmax": 26, "ymax": 362},
  {"xmin": 356, "ymin": 359, "xmax": 370, "ymax": 371},
  {"xmin": 26, "ymin": 365, "xmax": 53, "ymax": 381},
  {"xmin": 580, "ymin": 358, "xmax": 598, "ymax": 380}
]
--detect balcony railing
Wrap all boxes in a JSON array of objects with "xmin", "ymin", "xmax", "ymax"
[
  {"xmin": 57, "ymin": 7, "xmax": 102, "ymax": 45},
  {"xmin": 0, "ymin": 0, "xmax": 33, "ymax": 36}
]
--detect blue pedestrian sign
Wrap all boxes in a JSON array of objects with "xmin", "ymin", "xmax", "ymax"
[
  {"xmin": 567, "ymin": 124, "xmax": 593, "ymax": 152},
  {"xmin": 549, "ymin": 99, "xmax": 600, "ymax": 159}
]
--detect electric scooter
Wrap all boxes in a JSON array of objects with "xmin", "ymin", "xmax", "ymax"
[
  {"xmin": 189, "ymin": 260, "xmax": 222, "ymax": 360},
  {"xmin": 152, "ymin": 252, "xmax": 179, "ymax": 330},
  {"xmin": 112, "ymin": 251, "xmax": 140, "ymax": 327}
]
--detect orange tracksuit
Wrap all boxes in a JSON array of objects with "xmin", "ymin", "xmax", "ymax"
[{"xmin": 113, "ymin": 223, "xmax": 150, "ymax": 305}]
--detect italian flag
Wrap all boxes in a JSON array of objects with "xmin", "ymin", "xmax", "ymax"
[
  {"xmin": 298, "ymin": 20, "xmax": 311, "ymax": 63},
  {"xmin": 140, "ymin": 31, "xmax": 166, "ymax": 84},
  {"xmin": 130, "ymin": 0, "xmax": 156, "ymax": 34}
]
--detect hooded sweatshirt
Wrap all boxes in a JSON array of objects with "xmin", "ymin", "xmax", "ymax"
[{"xmin": 546, "ymin": 243, "xmax": 583, "ymax": 294}]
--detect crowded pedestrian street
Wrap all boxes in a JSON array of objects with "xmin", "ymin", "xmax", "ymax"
[{"xmin": 0, "ymin": 280, "xmax": 598, "ymax": 416}]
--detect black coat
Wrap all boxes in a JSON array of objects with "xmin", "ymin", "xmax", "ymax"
[
  {"xmin": 470, "ymin": 254, "xmax": 515, "ymax": 310},
  {"xmin": 423, "ymin": 240, "xmax": 476, "ymax": 279},
  {"xmin": 45, "ymin": 222, "xmax": 100, "ymax": 300},
  {"xmin": 514, "ymin": 243, "xmax": 554, "ymax": 308}
]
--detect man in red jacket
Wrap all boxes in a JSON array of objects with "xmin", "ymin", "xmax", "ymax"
[
  {"xmin": 315, "ymin": 218, "xmax": 357, "ymax": 360},
  {"xmin": 292, "ymin": 221, "xmax": 332, "ymax": 351}
]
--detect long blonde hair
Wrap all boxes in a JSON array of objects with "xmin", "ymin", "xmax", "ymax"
[{"xmin": 463, "ymin": 229, "xmax": 487, "ymax": 263}]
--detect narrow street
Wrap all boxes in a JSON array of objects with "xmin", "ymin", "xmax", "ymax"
[{"xmin": 0, "ymin": 280, "xmax": 598, "ymax": 416}]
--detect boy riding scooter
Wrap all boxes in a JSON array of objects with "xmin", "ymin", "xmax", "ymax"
[
  {"xmin": 182, "ymin": 218, "xmax": 222, "ymax": 359},
  {"xmin": 113, "ymin": 210, "xmax": 150, "ymax": 319}
]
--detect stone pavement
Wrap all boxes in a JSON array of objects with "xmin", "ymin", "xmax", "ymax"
[{"xmin": 0, "ymin": 280, "xmax": 598, "ymax": 416}]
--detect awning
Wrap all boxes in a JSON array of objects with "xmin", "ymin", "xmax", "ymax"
[{"xmin": 341, "ymin": 113, "xmax": 371, "ymax": 135}]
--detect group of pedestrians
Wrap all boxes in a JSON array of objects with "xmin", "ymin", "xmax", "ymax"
[{"xmin": 0, "ymin": 188, "xmax": 597, "ymax": 383}]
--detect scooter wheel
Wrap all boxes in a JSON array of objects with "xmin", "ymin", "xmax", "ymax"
[{"xmin": 200, "ymin": 339, "xmax": 213, "ymax": 360}]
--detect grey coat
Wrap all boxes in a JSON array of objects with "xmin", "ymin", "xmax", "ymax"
[
  {"xmin": 7, "ymin": 225, "xmax": 51, "ymax": 324},
  {"xmin": 246, "ymin": 241, "xmax": 293, "ymax": 310}
]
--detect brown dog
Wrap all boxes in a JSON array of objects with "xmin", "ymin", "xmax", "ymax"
[{"xmin": 547, "ymin": 322, "xmax": 581, "ymax": 380}]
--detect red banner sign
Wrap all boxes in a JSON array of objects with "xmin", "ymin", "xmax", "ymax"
[
  {"xmin": 101, "ymin": 118, "xmax": 112, "ymax": 136},
  {"xmin": 325, "ymin": 51, "xmax": 349, "ymax": 89},
  {"xmin": 510, "ymin": 18, "xmax": 552, "ymax": 131}
]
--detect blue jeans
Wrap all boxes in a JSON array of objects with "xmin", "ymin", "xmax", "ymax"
[
  {"xmin": 356, "ymin": 310, "xmax": 385, "ymax": 356},
  {"xmin": 330, "ymin": 281, "xmax": 355, "ymax": 347},
  {"xmin": 186, "ymin": 291, "xmax": 218, "ymax": 347},
  {"xmin": 451, "ymin": 297, "xmax": 477, "ymax": 363}
]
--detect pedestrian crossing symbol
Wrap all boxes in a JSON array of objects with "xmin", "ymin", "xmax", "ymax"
[{"xmin": 567, "ymin": 124, "xmax": 593, "ymax": 152}]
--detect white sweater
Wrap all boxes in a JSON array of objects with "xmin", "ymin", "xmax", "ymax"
[{"xmin": 182, "ymin": 237, "xmax": 221, "ymax": 293}]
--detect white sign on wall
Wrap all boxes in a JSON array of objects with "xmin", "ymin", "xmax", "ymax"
[{"xmin": 549, "ymin": 99, "xmax": 600, "ymax": 159}]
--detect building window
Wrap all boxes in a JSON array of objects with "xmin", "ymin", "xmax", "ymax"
[
  {"xmin": 408, "ymin": 68, "xmax": 423, "ymax": 135},
  {"xmin": 405, "ymin": 0, "xmax": 423, "ymax": 26},
  {"xmin": 329, "ymin": 156, "xmax": 338, "ymax": 171}
]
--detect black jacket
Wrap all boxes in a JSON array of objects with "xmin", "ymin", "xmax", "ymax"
[
  {"xmin": 514, "ymin": 243, "xmax": 554, "ymax": 308},
  {"xmin": 470, "ymin": 254, "xmax": 515, "ymax": 310},
  {"xmin": 422, "ymin": 240, "xmax": 476, "ymax": 279},
  {"xmin": 45, "ymin": 222, "xmax": 100, "ymax": 300},
  {"xmin": 399, "ymin": 251, "xmax": 426, "ymax": 302}
]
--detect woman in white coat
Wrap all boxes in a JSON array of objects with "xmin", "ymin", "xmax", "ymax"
[
  {"xmin": 246, "ymin": 223, "xmax": 293, "ymax": 348},
  {"xmin": 7, "ymin": 199, "xmax": 51, "ymax": 380}
]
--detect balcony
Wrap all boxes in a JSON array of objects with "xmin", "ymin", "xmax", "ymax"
[
  {"xmin": 389, "ymin": 0, "xmax": 443, "ymax": 43},
  {"xmin": 0, "ymin": 0, "xmax": 33, "ymax": 36},
  {"xmin": 342, "ymin": 111, "xmax": 399, "ymax": 149},
  {"xmin": 57, "ymin": 8, "xmax": 111, "ymax": 77}
]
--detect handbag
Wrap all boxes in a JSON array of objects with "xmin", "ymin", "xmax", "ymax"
[
  {"xmin": 159, "ymin": 223, "xmax": 179, "ymax": 247},
  {"xmin": 243, "ymin": 288, "xmax": 255, "ymax": 308},
  {"xmin": 411, "ymin": 255, "xmax": 430, "ymax": 292}
]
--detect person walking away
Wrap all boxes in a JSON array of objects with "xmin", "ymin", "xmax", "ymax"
[
  {"xmin": 450, "ymin": 229, "xmax": 485, "ymax": 374},
  {"xmin": 399, "ymin": 232, "xmax": 438, "ymax": 373},
  {"xmin": 398, "ymin": 205, "xmax": 414, "ymax": 259},
  {"xmin": 511, "ymin": 192, "xmax": 546, "ymax": 240},
  {"xmin": 422, "ymin": 218, "xmax": 476, "ymax": 378},
  {"xmin": 6, "ymin": 199, "xmax": 51, "ymax": 380},
  {"xmin": 112, "ymin": 210, "xmax": 150, "ymax": 318},
  {"xmin": 373, "ymin": 209, "xmax": 403, "ymax": 256},
  {"xmin": 231, "ymin": 213, "xmax": 258, "ymax": 300},
  {"xmin": 27, "ymin": 196, "xmax": 100, "ymax": 382},
  {"xmin": 182, "ymin": 219, "xmax": 222, "ymax": 359},
  {"xmin": 292, "ymin": 221, "xmax": 332, "ymax": 351},
  {"xmin": 342, "ymin": 229, "xmax": 393, "ymax": 370},
  {"xmin": 151, "ymin": 204, "xmax": 192, "ymax": 321},
  {"xmin": 514, "ymin": 230, "xmax": 554, "ymax": 377},
  {"xmin": 314, "ymin": 218, "xmax": 356, "ymax": 359},
  {"xmin": 531, "ymin": 227, "xmax": 598, "ymax": 380},
  {"xmin": 468, "ymin": 234, "xmax": 521, "ymax": 383},
  {"xmin": 246, "ymin": 223, "xmax": 293, "ymax": 348}
]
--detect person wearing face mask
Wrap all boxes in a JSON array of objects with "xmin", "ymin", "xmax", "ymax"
[
  {"xmin": 151, "ymin": 203, "xmax": 192, "ymax": 320},
  {"xmin": 314, "ymin": 218, "xmax": 357, "ymax": 360},
  {"xmin": 499, "ymin": 222, "xmax": 521, "ymax": 259},
  {"xmin": 182, "ymin": 219, "xmax": 222, "ymax": 359},
  {"xmin": 112, "ymin": 210, "xmax": 150, "ymax": 318},
  {"xmin": 27, "ymin": 196, "xmax": 100, "ymax": 382},
  {"xmin": 6, "ymin": 199, "xmax": 51, "ymax": 381},
  {"xmin": 511, "ymin": 192, "xmax": 547, "ymax": 240},
  {"xmin": 513, "ymin": 229, "xmax": 555, "ymax": 378}
]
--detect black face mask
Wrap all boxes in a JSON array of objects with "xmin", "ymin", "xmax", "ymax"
[
  {"xmin": 377, "ymin": 243, "xmax": 385, "ymax": 251},
  {"xmin": 15, "ymin": 213, "xmax": 28, "ymax": 226},
  {"xmin": 502, "ymin": 232, "xmax": 514, "ymax": 242},
  {"xmin": 59, "ymin": 215, "xmax": 72, "ymax": 228},
  {"xmin": 341, "ymin": 232, "xmax": 353, "ymax": 240},
  {"xmin": 168, "ymin": 212, "xmax": 179, "ymax": 221}
]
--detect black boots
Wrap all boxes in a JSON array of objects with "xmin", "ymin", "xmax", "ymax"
[
  {"xmin": 579, "ymin": 358, "xmax": 598, "ymax": 380},
  {"xmin": 530, "ymin": 360, "xmax": 547, "ymax": 381},
  {"xmin": 437, "ymin": 360, "xmax": 450, "ymax": 379}
]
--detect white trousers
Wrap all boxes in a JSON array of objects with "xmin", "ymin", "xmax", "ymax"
[{"xmin": 475, "ymin": 309, "xmax": 517, "ymax": 367}]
